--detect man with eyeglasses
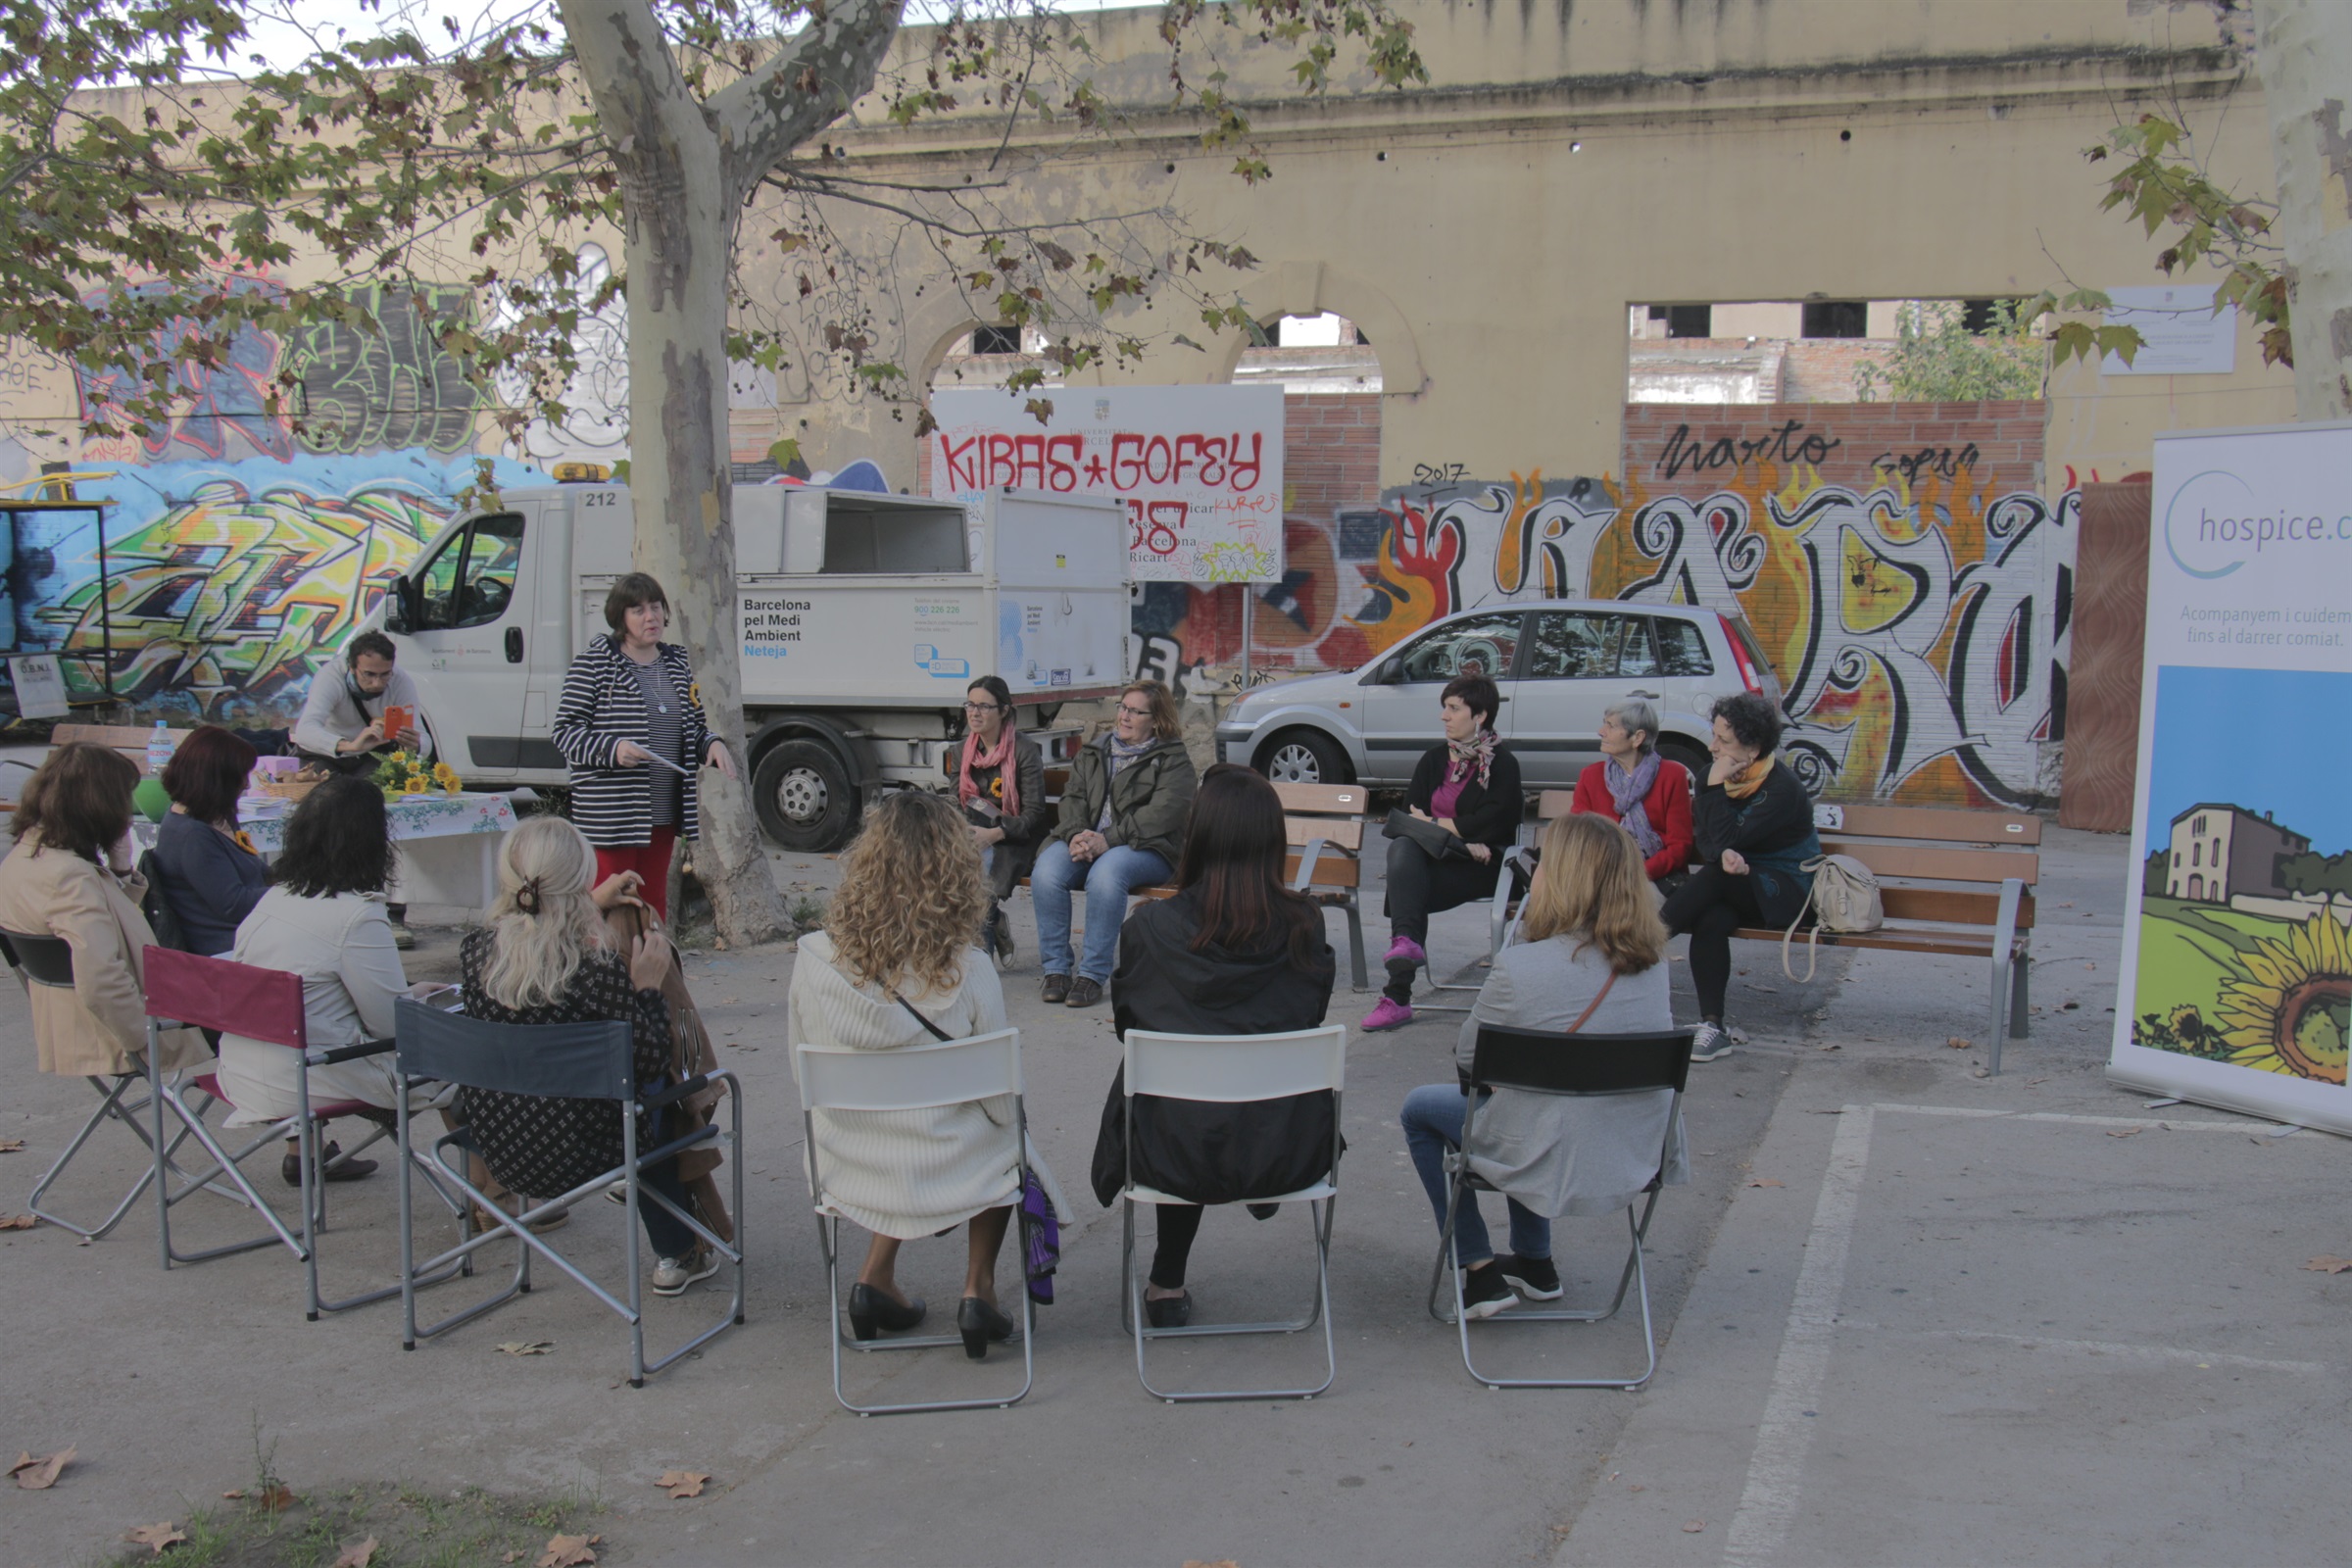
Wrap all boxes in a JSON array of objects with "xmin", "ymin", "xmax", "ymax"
[{"xmin": 1030, "ymin": 680, "xmax": 1197, "ymax": 1007}]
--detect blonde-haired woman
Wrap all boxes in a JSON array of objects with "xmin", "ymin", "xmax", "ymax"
[
  {"xmin": 789, "ymin": 789, "xmax": 1030, "ymax": 1359},
  {"xmin": 454, "ymin": 816, "xmax": 711, "ymax": 1291},
  {"xmin": 1398, "ymin": 811, "xmax": 1676, "ymax": 1320}
]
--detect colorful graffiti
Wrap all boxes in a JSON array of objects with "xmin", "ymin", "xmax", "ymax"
[
  {"xmin": 74, "ymin": 280, "xmax": 490, "ymax": 465},
  {"xmin": 1133, "ymin": 403, "xmax": 2067, "ymax": 808},
  {"xmin": 10, "ymin": 453, "xmax": 541, "ymax": 723}
]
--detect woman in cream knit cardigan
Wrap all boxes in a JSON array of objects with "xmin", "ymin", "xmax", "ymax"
[{"xmin": 789, "ymin": 789, "xmax": 1030, "ymax": 1360}]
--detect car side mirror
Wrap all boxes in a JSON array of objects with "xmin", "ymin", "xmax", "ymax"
[{"xmin": 382, "ymin": 576, "xmax": 412, "ymax": 634}]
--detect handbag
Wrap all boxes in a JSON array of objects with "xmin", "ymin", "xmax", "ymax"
[
  {"xmin": 605, "ymin": 904, "xmax": 734, "ymax": 1244},
  {"xmin": 1383, "ymin": 808, "xmax": 1472, "ymax": 861},
  {"xmin": 1782, "ymin": 853, "xmax": 1884, "ymax": 982},
  {"xmin": 893, "ymin": 993, "xmax": 1059, "ymax": 1305}
]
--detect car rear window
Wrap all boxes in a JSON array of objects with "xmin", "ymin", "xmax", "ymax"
[{"xmin": 1654, "ymin": 615, "xmax": 1714, "ymax": 676}]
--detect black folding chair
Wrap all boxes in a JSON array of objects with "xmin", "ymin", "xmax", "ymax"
[
  {"xmin": 1426, "ymin": 1025, "xmax": 1693, "ymax": 1390},
  {"xmin": 392, "ymin": 999, "xmax": 746, "ymax": 1388}
]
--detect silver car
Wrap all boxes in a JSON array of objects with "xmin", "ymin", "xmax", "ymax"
[{"xmin": 1216, "ymin": 599, "xmax": 1783, "ymax": 789}]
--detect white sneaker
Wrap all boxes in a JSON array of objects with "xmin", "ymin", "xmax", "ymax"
[
  {"xmin": 1689, "ymin": 1021, "xmax": 1734, "ymax": 1062},
  {"xmin": 651, "ymin": 1249, "xmax": 718, "ymax": 1296}
]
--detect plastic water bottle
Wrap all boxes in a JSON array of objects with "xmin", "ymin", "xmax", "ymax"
[{"xmin": 146, "ymin": 720, "xmax": 172, "ymax": 776}]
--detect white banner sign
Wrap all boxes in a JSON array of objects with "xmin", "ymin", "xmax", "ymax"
[
  {"xmin": 8, "ymin": 655, "xmax": 69, "ymax": 719},
  {"xmin": 928, "ymin": 384, "xmax": 1286, "ymax": 583},
  {"xmin": 2101, "ymin": 284, "xmax": 2239, "ymax": 376},
  {"xmin": 2107, "ymin": 420, "xmax": 2352, "ymax": 1133}
]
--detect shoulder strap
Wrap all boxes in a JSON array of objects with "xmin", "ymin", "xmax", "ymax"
[
  {"xmin": 892, "ymin": 991, "xmax": 954, "ymax": 1041},
  {"xmin": 1562, "ymin": 969, "xmax": 1617, "ymax": 1034}
]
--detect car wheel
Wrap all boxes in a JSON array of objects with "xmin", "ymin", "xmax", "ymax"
[
  {"xmin": 752, "ymin": 738, "xmax": 860, "ymax": 852},
  {"xmin": 1658, "ymin": 736, "xmax": 1708, "ymax": 782},
  {"xmin": 1258, "ymin": 728, "xmax": 1350, "ymax": 786}
]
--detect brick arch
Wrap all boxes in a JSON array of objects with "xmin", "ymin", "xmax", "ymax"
[{"xmin": 1208, "ymin": 261, "xmax": 1426, "ymax": 396}]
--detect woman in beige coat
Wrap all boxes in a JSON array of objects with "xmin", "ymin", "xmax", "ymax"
[{"xmin": 0, "ymin": 743, "xmax": 205, "ymax": 1079}]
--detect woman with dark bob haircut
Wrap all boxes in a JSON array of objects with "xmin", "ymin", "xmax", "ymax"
[
  {"xmin": 1658, "ymin": 692, "xmax": 1819, "ymax": 1063},
  {"xmin": 1090, "ymin": 764, "xmax": 1337, "ymax": 1327},
  {"xmin": 1361, "ymin": 670, "xmax": 1524, "ymax": 1033},
  {"xmin": 0, "ymin": 743, "xmax": 203, "ymax": 1082},
  {"xmin": 216, "ymin": 776, "xmax": 433, "ymax": 1180},
  {"xmin": 150, "ymin": 724, "xmax": 270, "ymax": 956}
]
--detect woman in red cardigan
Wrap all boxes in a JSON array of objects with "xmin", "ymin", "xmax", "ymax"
[{"xmin": 1570, "ymin": 698, "xmax": 1694, "ymax": 889}]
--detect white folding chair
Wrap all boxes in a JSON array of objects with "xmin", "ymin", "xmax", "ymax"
[
  {"xmin": 1427, "ymin": 1025, "xmax": 1693, "ymax": 1390},
  {"xmin": 1118, "ymin": 1024, "xmax": 1348, "ymax": 1403},
  {"xmin": 394, "ymin": 1001, "xmax": 747, "ymax": 1389},
  {"xmin": 798, "ymin": 1027, "xmax": 1033, "ymax": 1416}
]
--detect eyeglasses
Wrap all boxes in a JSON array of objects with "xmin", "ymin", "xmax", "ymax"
[
  {"xmin": 1118, "ymin": 704, "xmax": 1154, "ymax": 717},
  {"xmin": 961, "ymin": 701, "xmax": 1002, "ymax": 713}
]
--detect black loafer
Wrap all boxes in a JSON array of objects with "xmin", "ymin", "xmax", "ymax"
[
  {"xmin": 1063, "ymin": 976, "xmax": 1103, "ymax": 1008},
  {"xmin": 1041, "ymin": 973, "xmax": 1070, "ymax": 1004},
  {"xmin": 956, "ymin": 1296, "xmax": 1016, "ymax": 1360},
  {"xmin": 846, "ymin": 1282, "xmax": 926, "ymax": 1342},
  {"xmin": 283, "ymin": 1143, "xmax": 376, "ymax": 1186},
  {"xmin": 1145, "ymin": 1291, "xmax": 1192, "ymax": 1329}
]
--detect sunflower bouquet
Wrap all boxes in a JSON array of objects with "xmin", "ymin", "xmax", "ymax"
[{"xmin": 374, "ymin": 750, "xmax": 463, "ymax": 801}]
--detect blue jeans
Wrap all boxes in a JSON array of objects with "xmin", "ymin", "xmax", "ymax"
[
  {"xmin": 1031, "ymin": 840, "xmax": 1172, "ymax": 983},
  {"xmin": 1399, "ymin": 1083, "xmax": 1550, "ymax": 1267}
]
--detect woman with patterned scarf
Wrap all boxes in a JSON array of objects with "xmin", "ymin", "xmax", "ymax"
[
  {"xmin": 1569, "ymin": 696, "xmax": 1696, "ymax": 892},
  {"xmin": 944, "ymin": 674, "xmax": 1050, "ymax": 965},
  {"xmin": 1362, "ymin": 672, "xmax": 1525, "ymax": 1033},
  {"xmin": 1659, "ymin": 692, "xmax": 1820, "ymax": 1062}
]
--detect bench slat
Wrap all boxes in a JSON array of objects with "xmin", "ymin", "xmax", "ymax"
[
  {"xmin": 1819, "ymin": 802, "xmax": 2041, "ymax": 847},
  {"xmin": 1285, "ymin": 850, "xmax": 1362, "ymax": 890},
  {"xmin": 1732, "ymin": 926, "xmax": 2018, "ymax": 959},
  {"xmin": 1272, "ymin": 781, "xmax": 1371, "ymax": 815},
  {"xmin": 1881, "ymin": 886, "xmax": 2036, "ymax": 929},
  {"xmin": 1284, "ymin": 816, "xmax": 1364, "ymax": 852},
  {"xmin": 1823, "ymin": 839, "xmax": 2039, "ymax": 887}
]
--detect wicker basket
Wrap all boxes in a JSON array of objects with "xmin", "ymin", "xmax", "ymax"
[{"xmin": 252, "ymin": 778, "xmax": 320, "ymax": 802}]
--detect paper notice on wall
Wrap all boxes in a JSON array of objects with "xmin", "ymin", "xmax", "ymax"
[
  {"xmin": 2100, "ymin": 285, "xmax": 2238, "ymax": 376},
  {"xmin": 928, "ymin": 385, "xmax": 1286, "ymax": 584},
  {"xmin": 2107, "ymin": 420, "xmax": 2352, "ymax": 1135},
  {"xmin": 8, "ymin": 655, "xmax": 69, "ymax": 719}
]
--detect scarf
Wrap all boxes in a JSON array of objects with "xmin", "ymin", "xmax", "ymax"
[
  {"xmin": 1721, "ymin": 755, "xmax": 1773, "ymax": 800},
  {"xmin": 1604, "ymin": 750, "xmax": 1664, "ymax": 857},
  {"xmin": 1098, "ymin": 732, "xmax": 1153, "ymax": 832},
  {"xmin": 1446, "ymin": 728, "xmax": 1497, "ymax": 790},
  {"xmin": 956, "ymin": 727, "xmax": 1019, "ymax": 819}
]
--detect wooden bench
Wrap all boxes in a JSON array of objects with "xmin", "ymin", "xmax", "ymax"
[
  {"xmin": 1274, "ymin": 781, "xmax": 1372, "ymax": 991},
  {"xmin": 53, "ymin": 722, "xmax": 181, "ymax": 775},
  {"xmin": 1731, "ymin": 802, "xmax": 2038, "ymax": 1073}
]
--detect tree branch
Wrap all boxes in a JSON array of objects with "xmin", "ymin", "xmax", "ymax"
[{"xmin": 711, "ymin": 0, "xmax": 908, "ymax": 206}]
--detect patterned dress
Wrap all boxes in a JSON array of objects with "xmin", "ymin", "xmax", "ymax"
[{"xmin": 456, "ymin": 928, "xmax": 673, "ymax": 1200}]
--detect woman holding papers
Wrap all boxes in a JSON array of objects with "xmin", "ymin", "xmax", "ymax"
[{"xmin": 552, "ymin": 573, "xmax": 738, "ymax": 921}]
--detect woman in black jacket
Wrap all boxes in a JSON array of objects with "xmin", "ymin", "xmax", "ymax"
[
  {"xmin": 943, "ymin": 674, "xmax": 1050, "ymax": 965},
  {"xmin": 1091, "ymin": 764, "xmax": 1337, "ymax": 1328},
  {"xmin": 1362, "ymin": 672, "xmax": 1523, "ymax": 1032},
  {"xmin": 1659, "ymin": 692, "xmax": 1819, "ymax": 1063}
]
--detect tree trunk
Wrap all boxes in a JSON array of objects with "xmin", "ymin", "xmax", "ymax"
[
  {"xmin": 562, "ymin": 0, "xmax": 789, "ymax": 945},
  {"xmin": 2252, "ymin": 0, "xmax": 2352, "ymax": 418}
]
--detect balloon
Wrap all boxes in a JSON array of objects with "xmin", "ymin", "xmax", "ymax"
[{"xmin": 133, "ymin": 777, "xmax": 171, "ymax": 823}]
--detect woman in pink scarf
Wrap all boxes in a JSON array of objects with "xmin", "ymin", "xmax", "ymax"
[{"xmin": 945, "ymin": 674, "xmax": 1050, "ymax": 964}]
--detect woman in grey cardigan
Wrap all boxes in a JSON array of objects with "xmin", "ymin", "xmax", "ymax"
[{"xmin": 1398, "ymin": 811, "xmax": 1679, "ymax": 1321}]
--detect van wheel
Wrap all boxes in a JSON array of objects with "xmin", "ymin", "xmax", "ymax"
[
  {"xmin": 753, "ymin": 739, "xmax": 859, "ymax": 852},
  {"xmin": 1658, "ymin": 737, "xmax": 1708, "ymax": 782},
  {"xmin": 1258, "ymin": 728, "xmax": 1349, "ymax": 786}
]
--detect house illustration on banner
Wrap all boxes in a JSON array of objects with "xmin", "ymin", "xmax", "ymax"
[{"xmin": 2163, "ymin": 804, "xmax": 2312, "ymax": 904}]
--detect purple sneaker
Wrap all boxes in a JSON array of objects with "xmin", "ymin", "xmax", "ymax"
[
  {"xmin": 1382, "ymin": 935, "xmax": 1427, "ymax": 986},
  {"xmin": 1361, "ymin": 997, "xmax": 1415, "ymax": 1032}
]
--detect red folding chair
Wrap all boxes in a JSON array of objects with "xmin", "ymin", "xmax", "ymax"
[{"xmin": 141, "ymin": 946, "xmax": 464, "ymax": 1318}]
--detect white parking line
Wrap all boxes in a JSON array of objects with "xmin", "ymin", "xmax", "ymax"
[{"xmin": 1834, "ymin": 1325, "xmax": 2329, "ymax": 1377}]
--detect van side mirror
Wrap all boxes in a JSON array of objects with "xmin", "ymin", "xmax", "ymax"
[{"xmin": 382, "ymin": 576, "xmax": 413, "ymax": 634}]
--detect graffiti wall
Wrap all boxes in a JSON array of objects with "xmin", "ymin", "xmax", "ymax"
[
  {"xmin": 1140, "ymin": 399, "xmax": 2066, "ymax": 808},
  {"xmin": 3, "ymin": 276, "xmax": 548, "ymax": 724}
]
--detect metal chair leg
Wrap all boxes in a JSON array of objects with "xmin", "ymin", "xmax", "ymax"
[
  {"xmin": 822, "ymin": 1210, "xmax": 1033, "ymax": 1416},
  {"xmin": 1129, "ymin": 1197, "xmax": 1337, "ymax": 1404},
  {"xmin": 30, "ymin": 1075, "xmax": 161, "ymax": 1240}
]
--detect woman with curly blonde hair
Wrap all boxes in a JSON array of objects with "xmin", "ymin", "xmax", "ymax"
[
  {"xmin": 1397, "ymin": 811, "xmax": 1678, "ymax": 1321},
  {"xmin": 789, "ymin": 789, "xmax": 1032, "ymax": 1359}
]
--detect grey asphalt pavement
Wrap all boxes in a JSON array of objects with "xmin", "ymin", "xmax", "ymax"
[{"xmin": 0, "ymin": 825, "xmax": 2342, "ymax": 1567}]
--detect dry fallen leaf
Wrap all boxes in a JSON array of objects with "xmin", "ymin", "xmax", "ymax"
[
  {"xmin": 220, "ymin": 1490, "xmax": 245, "ymax": 1500},
  {"xmin": 1944, "ymin": 1036, "xmax": 1972, "ymax": 1051},
  {"xmin": 10, "ymin": 1446, "xmax": 74, "ymax": 1490},
  {"xmin": 657, "ymin": 1469, "xmax": 710, "ymax": 1499},
  {"xmin": 1182, "ymin": 1561, "xmax": 1242, "ymax": 1568},
  {"xmin": 2027, "ymin": 1077, "xmax": 2047, "ymax": 1086},
  {"xmin": 2302, "ymin": 1255, "xmax": 2352, "ymax": 1275},
  {"xmin": 125, "ymin": 1523, "xmax": 187, "ymax": 1555},
  {"xmin": 1682, "ymin": 1520, "xmax": 1707, "ymax": 1533},
  {"xmin": 1629, "ymin": 1483, "xmax": 1645, "ymax": 1493},
  {"xmin": 502, "ymin": 1554, "xmax": 524, "ymax": 1565},
  {"xmin": 1747, "ymin": 1178, "xmax": 1786, "ymax": 1188},
  {"xmin": 0, "ymin": 1138, "xmax": 24, "ymax": 1152},
  {"xmin": 256, "ymin": 1483, "xmax": 296, "ymax": 1513},
  {"xmin": 0, "ymin": 1213, "xmax": 37, "ymax": 1230},
  {"xmin": 2107, "ymin": 1126, "xmax": 2144, "ymax": 1139},
  {"xmin": 497, "ymin": 1341, "xmax": 555, "ymax": 1356},
  {"xmin": 331, "ymin": 1538, "xmax": 379, "ymax": 1568},
  {"xmin": 538, "ymin": 1533, "xmax": 602, "ymax": 1568}
]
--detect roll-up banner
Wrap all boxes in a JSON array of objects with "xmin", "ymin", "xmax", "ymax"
[{"xmin": 2107, "ymin": 420, "xmax": 2352, "ymax": 1133}]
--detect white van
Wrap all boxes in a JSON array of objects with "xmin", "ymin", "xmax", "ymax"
[{"xmin": 368, "ymin": 482, "xmax": 1128, "ymax": 851}]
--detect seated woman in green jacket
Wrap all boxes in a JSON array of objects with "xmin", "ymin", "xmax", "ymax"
[{"xmin": 1031, "ymin": 679, "xmax": 1198, "ymax": 1009}]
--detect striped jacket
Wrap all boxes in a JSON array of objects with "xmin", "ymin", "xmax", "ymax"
[{"xmin": 552, "ymin": 636, "xmax": 714, "ymax": 847}]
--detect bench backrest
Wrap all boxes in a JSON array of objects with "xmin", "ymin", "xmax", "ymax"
[
  {"xmin": 1813, "ymin": 803, "xmax": 2040, "ymax": 931},
  {"xmin": 53, "ymin": 722, "xmax": 180, "ymax": 776},
  {"xmin": 1273, "ymin": 781, "xmax": 1368, "ymax": 892}
]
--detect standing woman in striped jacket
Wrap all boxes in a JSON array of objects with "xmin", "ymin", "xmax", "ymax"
[{"xmin": 552, "ymin": 573, "xmax": 738, "ymax": 921}]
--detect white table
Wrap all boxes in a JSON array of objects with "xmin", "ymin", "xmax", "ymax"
[{"xmin": 137, "ymin": 792, "xmax": 521, "ymax": 916}]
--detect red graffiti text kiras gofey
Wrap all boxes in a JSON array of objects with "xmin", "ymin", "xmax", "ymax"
[{"xmin": 939, "ymin": 430, "xmax": 1264, "ymax": 494}]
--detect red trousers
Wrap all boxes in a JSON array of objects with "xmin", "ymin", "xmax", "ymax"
[{"xmin": 594, "ymin": 826, "xmax": 677, "ymax": 922}]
